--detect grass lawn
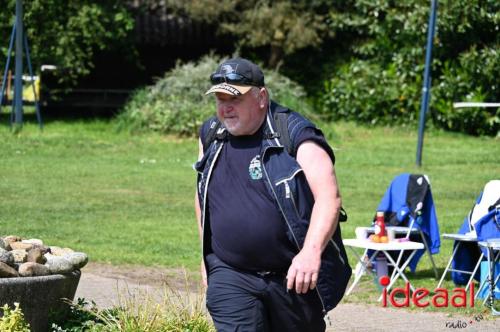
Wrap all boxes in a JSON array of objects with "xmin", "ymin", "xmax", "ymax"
[
  {"xmin": 0, "ymin": 117, "xmax": 199, "ymax": 269},
  {"xmin": 0, "ymin": 115, "xmax": 498, "ymax": 314},
  {"xmin": 322, "ymin": 121, "xmax": 499, "ymax": 313}
]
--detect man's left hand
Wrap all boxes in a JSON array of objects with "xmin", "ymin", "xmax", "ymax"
[{"xmin": 286, "ymin": 248, "xmax": 321, "ymax": 294}]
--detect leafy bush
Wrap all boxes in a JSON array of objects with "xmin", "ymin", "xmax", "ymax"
[
  {"xmin": 320, "ymin": 0, "xmax": 499, "ymax": 136},
  {"xmin": 321, "ymin": 60, "xmax": 420, "ymax": 125},
  {"xmin": 50, "ymin": 298, "xmax": 106, "ymax": 332},
  {"xmin": 432, "ymin": 47, "xmax": 500, "ymax": 136},
  {"xmin": 117, "ymin": 54, "xmax": 313, "ymax": 137},
  {"xmin": 0, "ymin": 303, "xmax": 30, "ymax": 332}
]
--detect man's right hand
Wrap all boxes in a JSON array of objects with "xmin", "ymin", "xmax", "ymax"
[{"xmin": 201, "ymin": 259, "xmax": 207, "ymax": 287}]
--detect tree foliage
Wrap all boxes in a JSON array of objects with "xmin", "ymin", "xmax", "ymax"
[
  {"xmin": 165, "ymin": 0, "xmax": 498, "ymax": 135},
  {"xmin": 167, "ymin": 0, "xmax": 330, "ymax": 68},
  {"xmin": 0, "ymin": 0, "xmax": 134, "ymax": 88},
  {"xmin": 321, "ymin": 0, "xmax": 499, "ymax": 135}
]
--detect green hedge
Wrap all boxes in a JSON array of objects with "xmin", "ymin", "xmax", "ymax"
[
  {"xmin": 319, "ymin": 0, "xmax": 499, "ymax": 136},
  {"xmin": 432, "ymin": 47, "xmax": 499, "ymax": 136},
  {"xmin": 117, "ymin": 54, "xmax": 313, "ymax": 136},
  {"xmin": 321, "ymin": 60, "xmax": 420, "ymax": 125}
]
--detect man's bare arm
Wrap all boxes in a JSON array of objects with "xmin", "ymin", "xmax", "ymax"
[{"xmin": 286, "ymin": 141, "xmax": 341, "ymax": 294}]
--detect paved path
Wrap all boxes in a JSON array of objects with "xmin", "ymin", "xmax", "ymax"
[{"xmin": 75, "ymin": 266, "xmax": 499, "ymax": 332}]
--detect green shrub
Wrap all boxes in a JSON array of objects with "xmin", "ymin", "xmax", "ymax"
[
  {"xmin": 116, "ymin": 54, "xmax": 313, "ymax": 137},
  {"xmin": 50, "ymin": 298, "xmax": 106, "ymax": 332},
  {"xmin": 0, "ymin": 303, "xmax": 30, "ymax": 332},
  {"xmin": 319, "ymin": 0, "xmax": 499, "ymax": 136},
  {"xmin": 321, "ymin": 51, "xmax": 499, "ymax": 135},
  {"xmin": 50, "ymin": 277, "xmax": 215, "ymax": 332},
  {"xmin": 321, "ymin": 59, "xmax": 420, "ymax": 125},
  {"xmin": 432, "ymin": 46, "xmax": 500, "ymax": 136}
]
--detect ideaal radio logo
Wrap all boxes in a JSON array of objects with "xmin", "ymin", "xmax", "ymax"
[
  {"xmin": 444, "ymin": 314, "xmax": 486, "ymax": 330},
  {"xmin": 378, "ymin": 276, "xmax": 475, "ymax": 308},
  {"xmin": 377, "ymin": 276, "xmax": 488, "ymax": 329}
]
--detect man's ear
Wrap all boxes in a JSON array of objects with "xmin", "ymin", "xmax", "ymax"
[{"xmin": 259, "ymin": 88, "xmax": 268, "ymax": 109}]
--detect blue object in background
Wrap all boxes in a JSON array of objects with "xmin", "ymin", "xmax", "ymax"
[
  {"xmin": 451, "ymin": 219, "xmax": 482, "ymax": 285},
  {"xmin": 475, "ymin": 208, "xmax": 500, "ymax": 255},
  {"xmin": 477, "ymin": 261, "xmax": 500, "ymax": 300},
  {"xmin": 376, "ymin": 173, "xmax": 440, "ymax": 272},
  {"xmin": 416, "ymin": 0, "xmax": 438, "ymax": 166}
]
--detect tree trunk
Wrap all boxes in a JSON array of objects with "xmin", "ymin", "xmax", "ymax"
[{"xmin": 268, "ymin": 44, "xmax": 284, "ymax": 69}]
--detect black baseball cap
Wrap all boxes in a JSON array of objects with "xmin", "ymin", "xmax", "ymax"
[{"xmin": 205, "ymin": 58, "xmax": 265, "ymax": 96}]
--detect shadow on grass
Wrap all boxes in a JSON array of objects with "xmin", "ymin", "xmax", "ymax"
[
  {"xmin": 410, "ymin": 267, "xmax": 446, "ymax": 280},
  {"xmin": 0, "ymin": 106, "xmax": 119, "ymax": 128}
]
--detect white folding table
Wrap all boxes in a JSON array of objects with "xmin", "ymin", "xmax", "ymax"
[
  {"xmin": 356, "ymin": 225, "xmax": 439, "ymax": 279},
  {"xmin": 343, "ymin": 238, "xmax": 424, "ymax": 298}
]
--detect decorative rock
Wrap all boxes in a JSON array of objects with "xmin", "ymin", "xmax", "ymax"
[
  {"xmin": 22, "ymin": 238, "xmax": 43, "ymax": 246},
  {"xmin": 0, "ymin": 240, "xmax": 11, "ymax": 251},
  {"xmin": 38, "ymin": 245, "xmax": 51, "ymax": 254},
  {"xmin": 0, "ymin": 236, "xmax": 87, "ymax": 279},
  {"xmin": 10, "ymin": 242, "xmax": 33, "ymax": 251},
  {"xmin": 50, "ymin": 246, "xmax": 74, "ymax": 256},
  {"xmin": 28, "ymin": 248, "xmax": 46, "ymax": 264},
  {"xmin": 0, "ymin": 261, "xmax": 19, "ymax": 277},
  {"xmin": 4, "ymin": 235, "xmax": 22, "ymax": 244},
  {"xmin": 0, "ymin": 248, "xmax": 15, "ymax": 266},
  {"xmin": 18, "ymin": 262, "xmax": 50, "ymax": 277},
  {"xmin": 64, "ymin": 252, "xmax": 88, "ymax": 269},
  {"xmin": 30, "ymin": 244, "xmax": 51, "ymax": 255},
  {"xmin": 45, "ymin": 256, "xmax": 74, "ymax": 274},
  {"xmin": 11, "ymin": 249, "xmax": 28, "ymax": 263}
]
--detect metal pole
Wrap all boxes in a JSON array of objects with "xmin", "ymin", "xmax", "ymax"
[
  {"xmin": 0, "ymin": 23, "xmax": 15, "ymax": 113},
  {"xmin": 416, "ymin": 0, "xmax": 438, "ymax": 167},
  {"xmin": 24, "ymin": 32, "xmax": 43, "ymax": 129},
  {"xmin": 14, "ymin": 0, "xmax": 23, "ymax": 127}
]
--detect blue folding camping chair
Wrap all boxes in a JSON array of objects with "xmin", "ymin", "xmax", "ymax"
[
  {"xmin": 475, "ymin": 195, "xmax": 500, "ymax": 310},
  {"xmin": 369, "ymin": 173, "xmax": 440, "ymax": 278},
  {"xmin": 437, "ymin": 180, "xmax": 500, "ymax": 293}
]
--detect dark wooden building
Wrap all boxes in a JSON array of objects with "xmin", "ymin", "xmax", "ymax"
[{"xmin": 42, "ymin": 1, "xmax": 234, "ymax": 113}]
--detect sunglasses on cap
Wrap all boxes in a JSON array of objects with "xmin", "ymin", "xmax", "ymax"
[{"xmin": 210, "ymin": 73, "xmax": 260, "ymax": 87}]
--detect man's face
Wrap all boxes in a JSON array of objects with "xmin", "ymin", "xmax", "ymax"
[{"xmin": 215, "ymin": 88, "xmax": 267, "ymax": 136}]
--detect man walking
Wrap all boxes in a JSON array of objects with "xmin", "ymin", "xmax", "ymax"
[{"xmin": 194, "ymin": 58, "xmax": 351, "ymax": 331}]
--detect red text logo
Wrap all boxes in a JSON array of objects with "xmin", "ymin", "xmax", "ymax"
[{"xmin": 379, "ymin": 276, "xmax": 475, "ymax": 308}]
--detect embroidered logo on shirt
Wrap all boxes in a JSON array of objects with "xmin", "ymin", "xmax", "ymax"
[{"xmin": 249, "ymin": 155, "xmax": 262, "ymax": 180}]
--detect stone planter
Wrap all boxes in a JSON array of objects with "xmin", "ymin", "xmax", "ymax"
[{"xmin": 0, "ymin": 270, "xmax": 81, "ymax": 332}]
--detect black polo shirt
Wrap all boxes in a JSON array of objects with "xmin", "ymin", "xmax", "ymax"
[{"xmin": 206, "ymin": 124, "xmax": 334, "ymax": 271}]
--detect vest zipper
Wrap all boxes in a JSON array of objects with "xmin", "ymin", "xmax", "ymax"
[
  {"xmin": 260, "ymin": 150, "xmax": 327, "ymax": 315},
  {"xmin": 261, "ymin": 149, "xmax": 301, "ymax": 251},
  {"xmin": 284, "ymin": 181, "xmax": 301, "ymax": 220},
  {"xmin": 275, "ymin": 169, "xmax": 303, "ymax": 186}
]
